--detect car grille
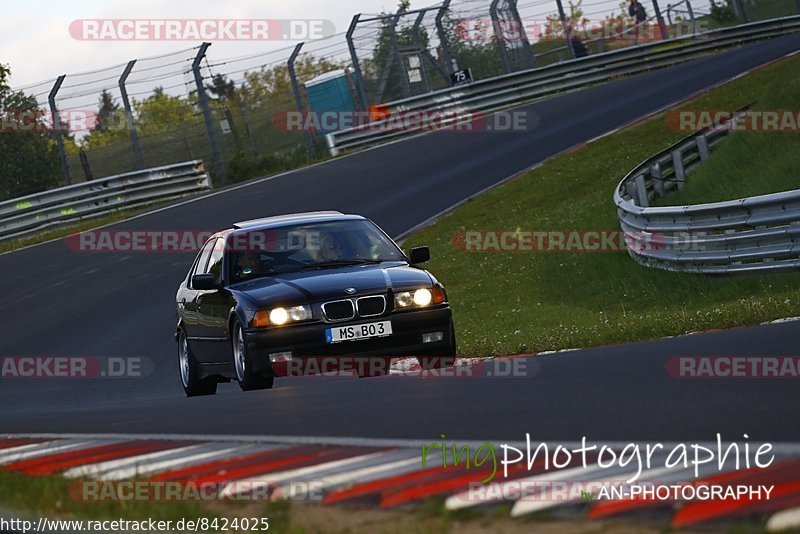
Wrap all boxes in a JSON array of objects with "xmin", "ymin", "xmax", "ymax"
[
  {"xmin": 357, "ymin": 295, "xmax": 386, "ymax": 317},
  {"xmin": 322, "ymin": 300, "xmax": 355, "ymax": 321}
]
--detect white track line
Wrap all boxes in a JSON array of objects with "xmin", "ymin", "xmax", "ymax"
[
  {"xmin": 509, "ymin": 464, "xmax": 682, "ymax": 517},
  {"xmin": 277, "ymin": 454, "xmax": 422, "ymax": 499},
  {"xmin": 63, "ymin": 444, "xmax": 207, "ymax": 479},
  {"xmin": 0, "ymin": 441, "xmax": 59, "ymax": 459},
  {"xmin": 767, "ymin": 506, "xmax": 800, "ymax": 532},
  {"xmin": 0, "ymin": 440, "xmax": 112, "ymax": 465},
  {"xmin": 220, "ymin": 450, "xmax": 391, "ymax": 498},
  {"xmin": 96, "ymin": 444, "xmax": 256, "ymax": 481},
  {"xmin": 445, "ymin": 464, "xmax": 593, "ymax": 511}
]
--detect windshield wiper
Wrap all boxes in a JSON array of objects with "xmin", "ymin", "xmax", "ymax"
[{"xmin": 300, "ymin": 259, "xmax": 385, "ymax": 270}]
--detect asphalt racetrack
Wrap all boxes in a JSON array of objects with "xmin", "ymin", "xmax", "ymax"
[{"xmin": 2, "ymin": 35, "xmax": 799, "ymax": 442}]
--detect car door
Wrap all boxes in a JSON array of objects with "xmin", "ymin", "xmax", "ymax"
[
  {"xmin": 182, "ymin": 238, "xmax": 215, "ymax": 352},
  {"xmin": 194, "ymin": 238, "xmax": 233, "ymax": 364},
  {"xmin": 184, "ymin": 238, "xmax": 222, "ymax": 363}
]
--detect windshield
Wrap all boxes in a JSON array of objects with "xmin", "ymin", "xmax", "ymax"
[{"xmin": 227, "ymin": 219, "xmax": 406, "ymax": 283}]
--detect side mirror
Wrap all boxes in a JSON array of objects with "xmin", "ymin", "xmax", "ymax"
[
  {"xmin": 192, "ymin": 274, "xmax": 221, "ymax": 290},
  {"xmin": 408, "ymin": 246, "xmax": 430, "ymax": 265}
]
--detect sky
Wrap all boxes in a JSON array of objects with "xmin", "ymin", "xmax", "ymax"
[{"xmin": 0, "ymin": 0, "xmax": 424, "ymax": 89}]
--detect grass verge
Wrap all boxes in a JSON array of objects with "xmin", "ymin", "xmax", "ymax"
[
  {"xmin": 403, "ymin": 53, "xmax": 800, "ymax": 357},
  {"xmin": 656, "ymin": 52, "xmax": 800, "ymax": 205}
]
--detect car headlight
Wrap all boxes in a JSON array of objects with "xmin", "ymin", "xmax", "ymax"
[
  {"xmin": 394, "ymin": 287, "xmax": 445, "ymax": 309},
  {"xmin": 252, "ymin": 305, "xmax": 312, "ymax": 327}
]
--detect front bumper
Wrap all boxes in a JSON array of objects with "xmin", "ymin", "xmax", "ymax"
[{"xmin": 245, "ymin": 306, "xmax": 453, "ymax": 376}]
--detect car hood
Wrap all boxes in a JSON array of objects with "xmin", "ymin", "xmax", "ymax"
[{"xmin": 231, "ymin": 262, "xmax": 434, "ymax": 305}]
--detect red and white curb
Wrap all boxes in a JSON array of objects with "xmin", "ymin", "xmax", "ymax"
[{"xmin": 2, "ymin": 434, "xmax": 800, "ymax": 530}]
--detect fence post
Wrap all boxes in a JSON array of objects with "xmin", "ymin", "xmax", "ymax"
[
  {"xmin": 490, "ymin": 0, "xmax": 513, "ymax": 72},
  {"xmin": 119, "ymin": 60, "xmax": 145, "ymax": 170},
  {"xmin": 509, "ymin": 0, "xmax": 536, "ymax": 68},
  {"xmin": 346, "ymin": 14, "xmax": 369, "ymax": 110},
  {"xmin": 686, "ymin": 0, "xmax": 696, "ymax": 36},
  {"xmin": 48, "ymin": 75, "xmax": 72, "ymax": 186},
  {"xmin": 651, "ymin": 0, "xmax": 670, "ymax": 40},
  {"xmin": 236, "ymin": 101, "xmax": 259, "ymax": 157},
  {"xmin": 78, "ymin": 149, "xmax": 93, "ymax": 181},
  {"xmin": 435, "ymin": 0, "xmax": 456, "ymax": 76},
  {"xmin": 288, "ymin": 42, "xmax": 316, "ymax": 158},
  {"xmin": 192, "ymin": 42, "xmax": 224, "ymax": 184},
  {"xmin": 555, "ymin": 0, "xmax": 576, "ymax": 60}
]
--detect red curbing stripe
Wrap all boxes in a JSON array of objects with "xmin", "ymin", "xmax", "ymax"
[
  {"xmin": 729, "ymin": 492, "xmax": 800, "ymax": 518},
  {"xmin": 672, "ymin": 481, "xmax": 800, "ymax": 527},
  {"xmin": 149, "ymin": 446, "xmax": 328, "ymax": 482},
  {"xmin": 6, "ymin": 441, "xmax": 197, "ymax": 476},
  {"xmin": 322, "ymin": 467, "xmax": 450, "ymax": 504},
  {"xmin": 169, "ymin": 447, "xmax": 387, "ymax": 488},
  {"xmin": 323, "ymin": 466, "xmax": 448, "ymax": 505},
  {"xmin": 380, "ymin": 467, "xmax": 497, "ymax": 508},
  {"xmin": 325, "ymin": 454, "xmax": 595, "ymax": 506},
  {"xmin": 590, "ymin": 458, "xmax": 800, "ymax": 519},
  {"xmin": 587, "ymin": 493, "xmax": 669, "ymax": 519},
  {"xmin": 379, "ymin": 457, "xmax": 567, "ymax": 509}
]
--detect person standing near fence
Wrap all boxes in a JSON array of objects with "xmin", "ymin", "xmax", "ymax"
[
  {"xmin": 628, "ymin": 0, "xmax": 649, "ymax": 44},
  {"xmin": 629, "ymin": 0, "xmax": 648, "ymax": 23}
]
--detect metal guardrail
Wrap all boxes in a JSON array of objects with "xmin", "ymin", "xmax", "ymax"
[
  {"xmin": 0, "ymin": 160, "xmax": 211, "ymax": 243},
  {"xmin": 326, "ymin": 15, "xmax": 800, "ymax": 156},
  {"xmin": 614, "ymin": 117, "xmax": 800, "ymax": 274}
]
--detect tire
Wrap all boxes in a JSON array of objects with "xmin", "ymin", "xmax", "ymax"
[
  {"xmin": 232, "ymin": 320, "xmax": 274, "ymax": 391},
  {"xmin": 417, "ymin": 323, "xmax": 457, "ymax": 370},
  {"xmin": 178, "ymin": 329, "xmax": 217, "ymax": 397}
]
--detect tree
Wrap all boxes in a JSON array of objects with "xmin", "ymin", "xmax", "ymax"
[
  {"xmin": 237, "ymin": 55, "xmax": 343, "ymax": 109},
  {"xmin": 79, "ymin": 89, "xmax": 128, "ymax": 150},
  {"xmin": 132, "ymin": 86, "xmax": 196, "ymax": 134},
  {"xmin": 0, "ymin": 63, "xmax": 61, "ymax": 200},
  {"xmin": 544, "ymin": 0, "xmax": 589, "ymax": 39},
  {"xmin": 208, "ymin": 74, "xmax": 235, "ymax": 101},
  {"xmin": 96, "ymin": 89, "xmax": 121, "ymax": 132}
]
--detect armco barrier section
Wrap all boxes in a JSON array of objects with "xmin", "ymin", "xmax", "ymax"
[
  {"xmin": 326, "ymin": 15, "xmax": 800, "ymax": 155},
  {"xmin": 0, "ymin": 161, "xmax": 210, "ymax": 243},
  {"xmin": 615, "ymin": 118, "xmax": 800, "ymax": 274}
]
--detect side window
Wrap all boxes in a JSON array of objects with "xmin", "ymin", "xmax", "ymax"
[
  {"xmin": 191, "ymin": 239, "xmax": 216, "ymax": 285},
  {"xmin": 206, "ymin": 239, "xmax": 225, "ymax": 283}
]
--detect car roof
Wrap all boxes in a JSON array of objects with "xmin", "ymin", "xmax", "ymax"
[{"xmin": 231, "ymin": 211, "xmax": 362, "ymax": 231}]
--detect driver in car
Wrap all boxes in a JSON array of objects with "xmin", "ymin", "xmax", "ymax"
[
  {"xmin": 312, "ymin": 231, "xmax": 347, "ymax": 262},
  {"xmin": 234, "ymin": 251, "xmax": 261, "ymax": 281}
]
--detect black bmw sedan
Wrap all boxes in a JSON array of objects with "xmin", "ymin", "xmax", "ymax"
[{"xmin": 175, "ymin": 211, "xmax": 456, "ymax": 396}]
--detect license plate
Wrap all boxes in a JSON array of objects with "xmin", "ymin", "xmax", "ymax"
[{"xmin": 326, "ymin": 321, "xmax": 392, "ymax": 343}]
